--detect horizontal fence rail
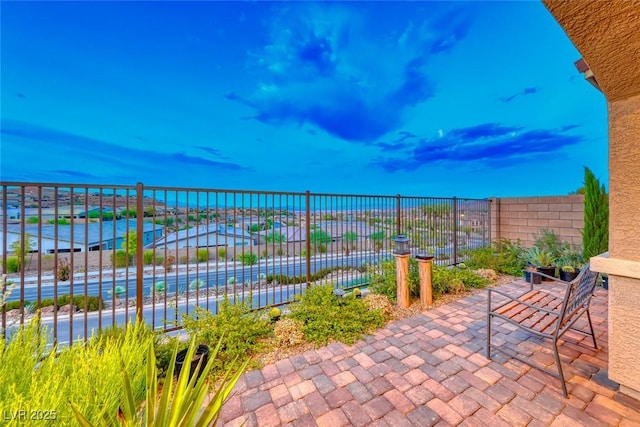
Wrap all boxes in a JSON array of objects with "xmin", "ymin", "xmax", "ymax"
[{"xmin": 0, "ymin": 182, "xmax": 490, "ymax": 344}]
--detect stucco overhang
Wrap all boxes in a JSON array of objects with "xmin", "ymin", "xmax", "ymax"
[{"xmin": 543, "ymin": 0, "xmax": 640, "ymax": 102}]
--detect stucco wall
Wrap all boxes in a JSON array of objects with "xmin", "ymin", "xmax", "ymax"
[
  {"xmin": 606, "ymin": 94, "xmax": 640, "ymax": 398},
  {"xmin": 609, "ymin": 94, "xmax": 640, "ymax": 261},
  {"xmin": 490, "ymin": 195, "xmax": 584, "ymax": 248}
]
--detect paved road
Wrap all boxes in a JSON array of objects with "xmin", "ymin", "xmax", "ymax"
[{"xmin": 8, "ymin": 252, "xmax": 391, "ymax": 303}]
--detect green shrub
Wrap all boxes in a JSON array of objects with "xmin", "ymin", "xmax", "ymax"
[
  {"xmin": 54, "ymin": 295, "xmax": 104, "ymax": 311},
  {"xmin": 368, "ymin": 259, "xmax": 487, "ymax": 300},
  {"xmin": 464, "ymin": 239, "xmax": 526, "ymax": 276},
  {"xmin": 27, "ymin": 217, "xmax": 39, "ymax": 224},
  {"xmin": 368, "ymin": 258, "xmax": 419, "ymax": 301},
  {"xmin": 265, "ymin": 267, "xmax": 337, "ymax": 285},
  {"xmin": 110, "ymin": 250, "xmax": 132, "ymax": 268},
  {"xmin": 0, "ymin": 319, "xmax": 152, "ymax": 425},
  {"xmin": 48, "ymin": 218, "xmax": 70, "ymax": 225},
  {"xmin": 5, "ymin": 300, "xmax": 27, "ymax": 310},
  {"xmin": 289, "ymin": 284, "xmax": 384, "ymax": 345},
  {"xmin": 300, "ymin": 249, "xmax": 314, "ymax": 257},
  {"xmin": 265, "ymin": 232, "xmax": 285, "ymax": 244},
  {"xmin": 318, "ymin": 244, "xmax": 327, "ymax": 254},
  {"xmin": 143, "ymin": 250, "xmax": 155, "ymax": 265},
  {"xmin": 182, "ymin": 297, "xmax": 271, "ymax": 373},
  {"xmin": 432, "ymin": 265, "xmax": 489, "ymax": 295},
  {"xmin": 218, "ymin": 248, "xmax": 227, "ymax": 260},
  {"xmin": 6, "ymin": 256, "xmax": 20, "ymax": 273},
  {"xmin": 582, "ymin": 167, "xmax": 609, "ymax": 259},
  {"xmin": 197, "ymin": 248, "xmax": 210, "ymax": 263},
  {"xmin": 534, "ymin": 228, "xmax": 570, "ymax": 261},
  {"xmin": 237, "ymin": 252, "xmax": 258, "ymax": 266}
]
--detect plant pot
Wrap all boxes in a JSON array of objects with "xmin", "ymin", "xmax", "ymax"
[
  {"xmin": 536, "ymin": 267, "xmax": 556, "ymax": 281},
  {"xmin": 524, "ymin": 270, "xmax": 542, "ymax": 284},
  {"xmin": 175, "ymin": 345, "xmax": 210, "ymax": 381},
  {"xmin": 559, "ymin": 270, "xmax": 579, "ymax": 282}
]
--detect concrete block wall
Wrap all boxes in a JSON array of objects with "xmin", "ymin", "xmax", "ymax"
[{"xmin": 490, "ymin": 195, "xmax": 584, "ymax": 248}]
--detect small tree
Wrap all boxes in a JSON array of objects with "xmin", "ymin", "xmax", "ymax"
[
  {"xmin": 309, "ymin": 230, "xmax": 332, "ymax": 251},
  {"xmin": 122, "ymin": 231, "xmax": 137, "ymax": 264},
  {"xmin": 582, "ymin": 167, "xmax": 609, "ymax": 259},
  {"xmin": 11, "ymin": 233, "xmax": 34, "ymax": 271}
]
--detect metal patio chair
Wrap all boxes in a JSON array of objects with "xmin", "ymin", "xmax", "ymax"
[{"xmin": 486, "ymin": 264, "xmax": 599, "ymax": 397}]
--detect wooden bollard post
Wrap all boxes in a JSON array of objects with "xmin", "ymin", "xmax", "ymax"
[
  {"xmin": 416, "ymin": 255, "xmax": 434, "ymax": 306},
  {"xmin": 394, "ymin": 254, "xmax": 411, "ymax": 309}
]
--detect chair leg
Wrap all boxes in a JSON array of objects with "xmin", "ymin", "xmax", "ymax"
[
  {"xmin": 586, "ymin": 309, "xmax": 598, "ymax": 349},
  {"xmin": 552, "ymin": 339, "xmax": 568, "ymax": 398}
]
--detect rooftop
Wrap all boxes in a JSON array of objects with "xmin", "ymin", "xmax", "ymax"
[{"xmin": 218, "ymin": 282, "xmax": 640, "ymax": 426}]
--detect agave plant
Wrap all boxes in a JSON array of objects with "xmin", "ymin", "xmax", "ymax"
[
  {"xmin": 71, "ymin": 336, "xmax": 248, "ymax": 426},
  {"xmin": 189, "ymin": 279, "xmax": 205, "ymax": 290},
  {"xmin": 525, "ymin": 247, "xmax": 556, "ymax": 268}
]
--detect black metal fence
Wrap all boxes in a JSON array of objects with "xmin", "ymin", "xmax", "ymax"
[{"xmin": 1, "ymin": 182, "xmax": 490, "ymax": 344}]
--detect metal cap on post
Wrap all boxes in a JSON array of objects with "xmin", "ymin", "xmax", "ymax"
[{"xmin": 392, "ymin": 235, "xmax": 411, "ymax": 308}]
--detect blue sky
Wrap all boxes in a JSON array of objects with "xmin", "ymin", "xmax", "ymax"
[{"xmin": 1, "ymin": 1, "xmax": 607, "ymax": 198}]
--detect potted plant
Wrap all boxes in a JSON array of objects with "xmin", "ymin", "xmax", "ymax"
[
  {"xmin": 559, "ymin": 265, "xmax": 579, "ymax": 282},
  {"xmin": 524, "ymin": 265, "xmax": 542, "ymax": 284},
  {"xmin": 557, "ymin": 248, "xmax": 584, "ymax": 281},
  {"xmin": 526, "ymin": 247, "xmax": 557, "ymax": 281},
  {"xmin": 175, "ymin": 344, "xmax": 210, "ymax": 381}
]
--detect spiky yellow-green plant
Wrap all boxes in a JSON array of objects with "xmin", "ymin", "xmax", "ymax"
[
  {"xmin": 72, "ymin": 337, "xmax": 249, "ymax": 426},
  {"xmin": 0, "ymin": 319, "xmax": 152, "ymax": 426}
]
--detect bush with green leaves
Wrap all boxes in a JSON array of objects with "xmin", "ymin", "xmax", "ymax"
[
  {"xmin": 289, "ymin": 284, "xmax": 385, "ymax": 345},
  {"xmin": 265, "ymin": 232, "xmax": 285, "ymax": 244},
  {"xmin": 197, "ymin": 248, "xmax": 210, "ymax": 262},
  {"xmin": 237, "ymin": 252, "xmax": 258, "ymax": 266},
  {"xmin": 310, "ymin": 230, "xmax": 332, "ymax": 250},
  {"xmin": 431, "ymin": 265, "xmax": 489, "ymax": 295},
  {"xmin": 181, "ymin": 296, "xmax": 271, "ymax": 373},
  {"xmin": 48, "ymin": 218, "xmax": 70, "ymax": 225},
  {"xmin": 463, "ymin": 239, "xmax": 526, "ymax": 276},
  {"xmin": 110, "ymin": 249, "xmax": 132, "ymax": 268},
  {"xmin": 534, "ymin": 228, "xmax": 570, "ymax": 261},
  {"xmin": 5, "ymin": 256, "xmax": 21, "ymax": 273},
  {"xmin": 27, "ymin": 217, "xmax": 39, "ymax": 224},
  {"xmin": 266, "ymin": 267, "xmax": 338, "ymax": 285},
  {"xmin": 55, "ymin": 294, "xmax": 104, "ymax": 311},
  {"xmin": 369, "ymin": 259, "xmax": 487, "ymax": 300},
  {"xmin": 0, "ymin": 319, "xmax": 152, "ymax": 426},
  {"xmin": 368, "ymin": 258, "xmax": 419, "ymax": 301},
  {"xmin": 143, "ymin": 250, "xmax": 155, "ymax": 265},
  {"xmin": 218, "ymin": 248, "xmax": 227, "ymax": 260}
]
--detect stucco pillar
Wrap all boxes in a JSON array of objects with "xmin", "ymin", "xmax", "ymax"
[{"xmin": 594, "ymin": 94, "xmax": 640, "ymax": 400}]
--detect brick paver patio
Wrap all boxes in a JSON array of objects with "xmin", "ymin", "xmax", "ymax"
[{"xmin": 218, "ymin": 281, "xmax": 640, "ymax": 426}]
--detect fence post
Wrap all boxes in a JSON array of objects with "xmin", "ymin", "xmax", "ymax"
[
  {"xmin": 452, "ymin": 197, "xmax": 458, "ymax": 265},
  {"xmin": 305, "ymin": 190, "xmax": 311, "ymax": 287},
  {"xmin": 136, "ymin": 182, "xmax": 144, "ymax": 323},
  {"xmin": 487, "ymin": 199, "xmax": 492, "ymax": 247},
  {"xmin": 396, "ymin": 194, "xmax": 401, "ymax": 237}
]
